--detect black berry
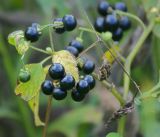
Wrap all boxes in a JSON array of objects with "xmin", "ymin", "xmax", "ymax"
[
  {"xmin": 25, "ymin": 26, "xmax": 40, "ymax": 42},
  {"xmin": 41, "ymin": 80, "xmax": 54, "ymax": 95},
  {"xmin": 104, "ymin": 15, "xmax": 119, "ymax": 32},
  {"xmin": 112, "ymin": 28, "xmax": 123, "ymax": 41},
  {"xmin": 62, "ymin": 15, "xmax": 77, "ymax": 31},
  {"xmin": 71, "ymin": 90, "xmax": 85, "ymax": 102},
  {"xmin": 94, "ymin": 17, "xmax": 106, "ymax": 33},
  {"xmin": 83, "ymin": 60, "xmax": 95, "ymax": 74},
  {"xmin": 114, "ymin": 2, "xmax": 127, "ymax": 12},
  {"xmin": 18, "ymin": 70, "xmax": 30, "ymax": 83},
  {"xmin": 84, "ymin": 75, "xmax": 96, "ymax": 89},
  {"xmin": 49, "ymin": 63, "xmax": 65, "ymax": 80},
  {"xmin": 53, "ymin": 87, "xmax": 67, "ymax": 100},
  {"xmin": 60, "ymin": 74, "xmax": 75, "ymax": 90},
  {"xmin": 119, "ymin": 16, "xmax": 131, "ymax": 30},
  {"xmin": 53, "ymin": 18, "xmax": 65, "ymax": 34},
  {"xmin": 69, "ymin": 40, "xmax": 83, "ymax": 52},
  {"xmin": 98, "ymin": 1, "xmax": 110, "ymax": 16},
  {"xmin": 76, "ymin": 80, "xmax": 90, "ymax": 94},
  {"xmin": 65, "ymin": 46, "xmax": 79, "ymax": 57}
]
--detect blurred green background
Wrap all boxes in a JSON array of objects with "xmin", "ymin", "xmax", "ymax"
[{"xmin": 0, "ymin": 0, "xmax": 160, "ymax": 137}]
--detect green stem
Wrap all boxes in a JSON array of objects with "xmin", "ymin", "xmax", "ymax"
[
  {"xmin": 28, "ymin": 45, "xmax": 49, "ymax": 55},
  {"xmin": 119, "ymin": 21, "xmax": 155, "ymax": 136},
  {"xmin": 115, "ymin": 10, "xmax": 146, "ymax": 30},
  {"xmin": 49, "ymin": 27, "xmax": 54, "ymax": 51},
  {"xmin": 40, "ymin": 56, "xmax": 52, "ymax": 65},
  {"xmin": 92, "ymin": 73, "xmax": 125, "ymax": 105}
]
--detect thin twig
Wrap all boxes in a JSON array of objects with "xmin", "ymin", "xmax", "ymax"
[
  {"xmin": 42, "ymin": 96, "xmax": 52, "ymax": 137},
  {"xmin": 28, "ymin": 45, "xmax": 49, "ymax": 55}
]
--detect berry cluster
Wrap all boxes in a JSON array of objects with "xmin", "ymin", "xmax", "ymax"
[
  {"xmin": 94, "ymin": 1, "xmax": 131, "ymax": 41},
  {"xmin": 41, "ymin": 60, "xmax": 96, "ymax": 102},
  {"xmin": 24, "ymin": 14, "xmax": 77, "ymax": 42}
]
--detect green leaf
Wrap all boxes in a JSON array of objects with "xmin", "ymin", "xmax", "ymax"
[
  {"xmin": 8, "ymin": 30, "xmax": 30, "ymax": 55},
  {"xmin": 106, "ymin": 132, "xmax": 122, "ymax": 137},
  {"xmin": 28, "ymin": 92, "xmax": 44, "ymax": 126},
  {"xmin": 48, "ymin": 106, "xmax": 103, "ymax": 137},
  {"xmin": 15, "ymin": 63, "xmax": 46, "ymax": 101},
  {"xmin": 52, "ymin": 50, "xmax": 79, "ymax": 82}
]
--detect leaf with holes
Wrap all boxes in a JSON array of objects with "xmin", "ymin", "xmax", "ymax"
[
  {"xmin": 15, "ymin": 63, "xmax": 46, "ymax": 101},
  {"xmin": 52, "ymin": 50, "xmax": 79, "ymax": 82},
  {"xmin": 8, "ymin": 30, "xmax": 30, "ymax": 55}
]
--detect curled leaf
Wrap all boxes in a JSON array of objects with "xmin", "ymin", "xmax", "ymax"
[
  {"xmin": 8, "ymin": 30, "xmax": 29, "ymax": 55},
  {"xmin": 52, "ymin": 50, "xmax": 79, "ymax": 82}
]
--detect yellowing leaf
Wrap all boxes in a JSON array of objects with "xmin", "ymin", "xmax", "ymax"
[
  {"xmin": 8, "ymin": 30, "xmax": 29, "ymax": 55},
  {"xmin": 28, "ymin": 92, "xmax": 44, "ymax": 126},
  {"xmin": 15, "ymin": 63, "xmax": 46, "ymax": 101},
  {"xmin": 103, "ymin": 45, "xmax": 120, "ymax": 64},
  {"xmin": 52, "ymin": 50, "xmax": 79, "ymax": 82}
]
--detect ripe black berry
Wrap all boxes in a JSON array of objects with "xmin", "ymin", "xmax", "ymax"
[
  {"xmin": 112, "ymin": 28, "xmax": 123, "ymax": 41},
  {"xmin": 49, "ymin": 63, "xmax": 65, "ymax": 80},
  {"xmin": 114, "ymin": 2, "xmax": 127, "ymax": 12},
  {"xmin": 84, "ymin": 75, "xmax": 96, "ymax": 89},
  {"xmin": 83, "ymin": 60, "xmax": 95, "ymax": 74},
  {"xmin": 53, "ymin": 87, "xmax": 67, "ymax": 100},
  {"xmin": 119, "ymin": 16, "xmax": 131, "ymax": 30},
  {"xmin": 65, "ymin": 46, "xmax": 79, "ymax": 57},
  {"xmin": 71, "ymin": 90, "xmax": 85, "ymax": 102},
  {"xmin": 76, "ymin": 80, "xmax": 90, "ymax": 94},
  {"xmin": 25, "ymin": 26, "xmax": 40, "ymax": 42},
  {"xmin": 62, "ymin": 15, "xmax": 77, "ymax": 31},
  {"xmin": 104, "ymin": 15, "xmax": 119, "ymax": 32},
  {"xmin": 60, "ymin": 74, "xmax": 75, "ymax": 90},
  {"xmin": 94, "ymin": 17, "xmax": 106, "ymax": 33},
  {"xmin": 53, "ymin": 18, "xmax": 65, "ymax": 34},
  {"xmin": 69, "ymin": 40, "xmax": 83, "ymax": 52},
  {"xmin": 41, "ymin": 80, "xmax": 54, "ymax": 95},
  {"xmin": 18, "ymin": 70, "xmax": 30, "ymax": 83},
  {"xmin": 98, "ymin": 1, "xmax": 110, "ymax": 16}
]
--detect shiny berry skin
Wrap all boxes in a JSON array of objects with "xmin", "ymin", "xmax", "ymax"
[
  {"xmin": 65, "ymin": 46, "xmax": 79, "ymax": 57},
  {"xmin": 83, "ymin": 60, "xmax": 95, "ymax": 74},
  {"xmin": 18, "ymin": 70, "xmax": 30, "ymax": 83},
  {"xmin": 62, "ymin": 15, "xmax": 77, "ymax": 31},
  {"xmin": 104, "ymin": 15, "xmax": 119, "ymax": 32},
  {"xmin": 25, "ymin": 27, "xmax": 40, "ymax": 42},
  {"xmin": 60, "ymin": 74, "xmax": 75, "ymax": 90},
  {"xmin": 114, "ymin": 2, "xmax": 127, "ymax": 12},
  {"xmin": 53, "ymin": 18, "xmax": 65, "ymax": 34},
  {"xmin": 76, "ymin": 80, "xmax": 90, "ymax": 94},
  {"xmin": 69, "ymin": 40, "xmax": 83, "ymax": 52},
  {"xmin": 94, "ymin": 17, "xmax": 106, "ymax": 33},
  {"xmin": 84, "ymin": 75, "xmax": 96, "ymax": 89},
  {"xmin": 98, "ymin": 1, "xmax": 110, "ymax": 16},
  {"xmin": 71, "ymin": 90, "xmax": 85, "ymax": 102},
  {"xmin": 49, "ymin": 63, "xmax": 65, "ymax": 80},
  {"xmin": 53, "ymin": 87, "xmax": 67, "ymax": 100},
  {"xmin": 119, "ymin": 16, "xmax": 131, "ymax": 30},
  {"xmin": 41, "ymin": 80, "xmax": 54, "ymax": 95},
  {"xmin": 112, "ymin": 28, "xmax": 123, "ymax": 41}
]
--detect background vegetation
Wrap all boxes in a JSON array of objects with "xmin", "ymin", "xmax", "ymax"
[{"xmin": 0, "ymin": 0, "xmax": 160, "ymax": 137}]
